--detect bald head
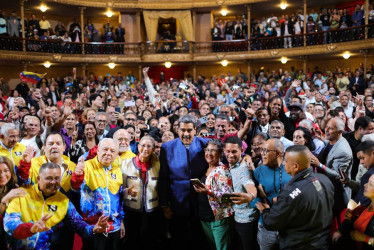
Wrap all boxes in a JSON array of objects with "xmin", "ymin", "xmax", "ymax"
[
  {"xmin": 268, "ymin": 138, "xmax": 284, "ymax": 153},
  {"xmin": 261, "ymin": 138, "xmax": 284, "ymax": 168},
  {"xmin": 284, "ymin": 145, "xmax": 311, "ymax": 177}
]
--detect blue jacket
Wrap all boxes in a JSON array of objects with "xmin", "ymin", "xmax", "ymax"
[{"xmin": 159, "ymin": 137, "xmax": 209, "ymax": 216}]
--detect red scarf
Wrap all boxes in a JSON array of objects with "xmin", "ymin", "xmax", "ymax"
[{"xmin": 135, "ymin": 155, "xmax": 150, "ymax": 181}]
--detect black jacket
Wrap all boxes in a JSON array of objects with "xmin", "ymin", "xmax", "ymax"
[{"xmin": 262, "ymin": 168, "xmax": 334, "ymax": 250}]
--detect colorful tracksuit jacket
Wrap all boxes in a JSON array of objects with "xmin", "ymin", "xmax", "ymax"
[
  {"xmin": 18, "ymin": 155, "xmax": 77, "ymax": 193},
  {"xmin": 71, "ymin": 156, "xmax": 124, "ymax": 233},
  {"xmin": 3, "ymin": 184, "xmax": 94, "ymax": 249},
  {"xmin": 0, "ymin": 142, "xmax": 26, "ymax": 168}
]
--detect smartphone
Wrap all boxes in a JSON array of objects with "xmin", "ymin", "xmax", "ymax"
[
  {"xmin": 198, "ymin": 116, "xmax": 208, "ymax": 124},
  {"xmin": 222, "ymin": 193, "xmax": 239, "ymax": 203},
  {"xmin": 179, "ymin": 83, "xmax": 189, "ymax": 90},
  {"xmin": 173, "ymin": 92, "xmax": 179, "ymax": 98},
  {"xmin": 191, "ymin": 178, "xmax": 204, "ymax": 188},
  {"xmin": 115, "ymin": 107, "xmax": 121, "ymax": 113}
]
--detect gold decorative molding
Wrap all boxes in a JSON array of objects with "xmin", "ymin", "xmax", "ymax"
[
  {"xmin": 46, "ymin": 0, "xmax": 269, "ymax": 9},
  {"xmin": 1, "ymin": 39, "xmax": 374, "ymax": 64}
]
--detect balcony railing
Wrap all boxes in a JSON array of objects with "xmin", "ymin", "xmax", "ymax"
[{"xmin": 0, "ymin": 24, "xmax": 373, "ymax": 56}]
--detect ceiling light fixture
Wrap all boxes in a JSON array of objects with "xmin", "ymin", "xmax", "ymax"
[
  {"xmin": 165, "ymin": 61, "xmax": 172, "ymax": 68},
  {"xmin": 221, "ymin": 9, "xmax": 228, "ymax": 16},
  {"xmin": 280, "ymin": 57, "xmax": 288, "ymax": 64},
  {"xmin": 221, "ymin": 60, "xmax": 228, "ymax": 67},
  {"xmin": 43, "ymin": 61, "xmax": 51, "ymax": 68},
  {"xmin": 106, "ymin": 10, "xmax": 114, "ymax": 18},
  {"xmin": 40, "ymin": 3, "xmax": 48, "ymax": 12},
  {"xmin": 342, "ymin": 51, "xmax": 351, "ymax": 59},
  {"xmin": 280, "ymin": 1, "xmax": 288, "ymax": 10},
  {"xmin": 108, "ymin": 62, "xmax": 116, "ymax": 69}
]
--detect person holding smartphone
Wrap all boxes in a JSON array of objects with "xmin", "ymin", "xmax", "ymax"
[{"xmin": 193, "ymin": 139, "xmax": 234, "ymax": 250}]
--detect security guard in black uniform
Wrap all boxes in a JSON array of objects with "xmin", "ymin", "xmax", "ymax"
[{"xmin": 256, "ymin": 145, "xmax": 335, "ymax": 250}]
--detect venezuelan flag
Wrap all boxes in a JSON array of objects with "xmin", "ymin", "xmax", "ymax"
[{"xmin": 20, "ymin": 71, "xmax": 46, "ymax": 84}]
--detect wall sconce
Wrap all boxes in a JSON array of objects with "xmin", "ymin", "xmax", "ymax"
[
  {"xmin": 342, "ymin": 51, "xmax": 351, "ymax": 59},
  {"xmin": 165, "ymin": 61, "xmax": 172, "ymax": 68},
  {"xmin": 221, "ymin": 9, "xmax": 228, "ymax": 16},
  {"xmin": 106, "ymin": 10, "xmax": 114, "ymax": 18},
  {"xmin": 280, "ymin": 1, "xmax": 288, "ymax": 10},
  {"xmin": 280, "ymin": 57, "xmax": 288, "ymax": 64},
  {"xmin": 43, "ymin": 61, "xmax": 51, "ymax": 68},
  {"xmin": 108, "ymin": 62, "xmax": 116, "ymax": 69},
  {"xmin": 221, "ymin": 60, "xmax": 228, "ymax": 67}
]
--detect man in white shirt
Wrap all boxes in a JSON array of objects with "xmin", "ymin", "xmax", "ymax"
[
  {"xmin": 269, "ymin": 120, "xmax": 293, "ymax": 151},
  {"xmin": 20, "ymin": 116, "xmax": 43, "ymax": 157}
]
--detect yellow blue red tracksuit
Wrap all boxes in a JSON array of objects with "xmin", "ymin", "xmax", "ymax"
[
  {"xmin": 71, "ymin": 156, "xmax": 124, "ymax": 233},
  {"xmin": 3, "ymin": 184, "xmax": 94, "ymax": 249},
  {"xmin": 18, "ymin": 155, "xmax": 77, "ymax": 193},
  {"xmin": 0, "ymin": 141, "xmax": 26, "ymax": 168}
]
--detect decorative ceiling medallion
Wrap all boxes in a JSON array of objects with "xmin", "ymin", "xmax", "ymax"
[
  {"xmin": 109, "ymin": 55, "xmax": 118, "ymax": 62},
  {"xmin": 270, "ymin": 50, "xmax": 279, "ymax": 56},
  {"xmin": 327, "ymin": 44, "xmax": 337, "ymax": 52},
  {"xmin": 216, "ymin": 0, "xmax": 225, "ymax": 5}
]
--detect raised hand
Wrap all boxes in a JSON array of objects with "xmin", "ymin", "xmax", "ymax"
[
  {"xmin": 1, "ymin": 188, "xmax": 26, "ymax": 204},
  {"xmin": 143, "ymin": 67, "xmax": 150, "ymax": 78},
  {"xmin": 30, "ymin": 214, "xmax": 52, "ymax": 233},
  {"xmin": 93, "ymin": 215, "xmax": 109, "ymax": 234},
  {"xmin": 75, "ymin": 157, "xmax": 85, "ymax": 176},
  {"xmin": 242, "ymin": 107, "xmax": 255, "ymax": 119},
  {"xmin": 22, "ymin": 146, "xmax": 34, "ymax": 163}
]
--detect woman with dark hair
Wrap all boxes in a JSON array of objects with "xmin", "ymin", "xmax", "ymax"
[
  {"xmin": 293, "ymin": 126, "xmax": 316, "ymax": 153},
  {"xmin": 193, "ymin": 139, "xmax": 234, "ymax": 250},
  {"xmin": 68, "ymin": 121, "xmax": 98, "ymax": 163},
  {"xmin": 0, "ymin": 156, "xmax": 26, "ymax": 249},
  {"xmin": 267, "ymin": 96, "xmax": 293, "ymax": 139}
]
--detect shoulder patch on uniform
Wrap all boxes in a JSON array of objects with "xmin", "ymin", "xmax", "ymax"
[
  {"xmin": 312, "ymin": 179, "xmax": 322, "ymax": 192},
  {"xmin": 47, "ymin": 205, "xmax": 58, "ymax": 212},
  {"xmin": 289, "ymin": 188, "xmax": 301, "ymax": 199}
]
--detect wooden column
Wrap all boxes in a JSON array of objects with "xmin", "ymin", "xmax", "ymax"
[
  {"xmin": 303, "ymin": 58, "xmax": 307, "ymax": 74},
  {"xmin": 247, "ymin": 61, "xmax": 251, "ymax": 82},
  {"xmin": 247, "ymin": 5, "xmax": 251, "ymax": 51},
  {"xmin": 193, "ymin": 62, "xmax": 197, "ymax": 80},
  {"xmin": 192, "ymin": 9, "xmax": 196, "ymax": 41},
  {"xmin": 20, "ymin": 0, "xmax": 26, "ymax": 51},
  {"xmin": 365, "ymin": 0, "xmax": 369, "ymax": 39},
  {"xmin": 363, "ymin": 50, "xmax": 368, "ymax": 83},
  {"xmin": 82, "ymin": 63, "xmax": 87, "ymax": 82},
  {"xmin": 138, "ymin": 64, "xmax": 142, "ymax": 82},
  {"xmin": 136, "ymin": 10, "xmax": 141, "ymax": 43},
  {"xmin": 303, "ymin": 0, "xmax": 307, "ymax": 47},
  {"xmin": 79, "ymin": 7, "xmax": 85, "ymax": 54}
]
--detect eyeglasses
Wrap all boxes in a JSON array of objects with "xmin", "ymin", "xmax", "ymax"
[
  {"xmin": 204, "ymin": 148, "xmax": 218, "ymax": 153},
  {"xmin": 126, "ymin": 118, "xmax": 136, "ymax": 122},
  {"xmin": 260, "ymin": 148, "xmax": 278, "ymax": 154},
  {"xmin": 96, "ymin": 120, "xmax": 107, "ymax": 123}
]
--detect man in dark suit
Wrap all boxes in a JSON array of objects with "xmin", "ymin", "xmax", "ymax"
[
  {"xmin": 115, "ymin": 23, "xmax": 125, "ymax": 42},
  {"xmin": 211, "ymin": 21, "xmax": 221, "ymax": 52},
  {"xmin": 350, "ymin": 70, "xmax": 365, "ymax": 95},
  {"xmin": 159, "ymin": 115, "xmax": 209, "ymax": 250}
]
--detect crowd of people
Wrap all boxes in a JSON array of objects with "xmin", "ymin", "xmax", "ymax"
[
  {"xmin": 211, "ymin": 3, "xmax": 374, "ymax": 51},
  {"xmin": 0, "ymin": 61, "xmax": 373, "ymax": 250}
]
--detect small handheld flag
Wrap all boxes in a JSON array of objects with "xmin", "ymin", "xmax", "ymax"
[{"xmin": 20, "ymin": 71, "xmax": 46, "ymax": 84}]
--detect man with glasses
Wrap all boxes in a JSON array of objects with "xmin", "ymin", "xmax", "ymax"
[
  {"xmin": 95, "ymin": 112, "xmax": 109, "ymax": 140},
  {"xmin": 124, "ymin": 112, "xmax": 137, "ymax": 126},
  {"xmin": 113, "ymin": 129, "xmax": 136, "ymax": 168},
  {"xmin": 253, "ymin": 138, "xmax": 291, "ymax": 250},
  {"xmin": 269, "ymin": 120, "xmax": 293, "ymax": 151},
  {"xmin": 250, "ymin": 133, "xmax": 269, "ymax": 168}
]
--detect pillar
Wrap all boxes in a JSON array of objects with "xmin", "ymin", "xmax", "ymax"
[
  {"xmin": 20, "ymin": 0, "xmax": 26, "ymax": 51},
  {"xmin": 136, "ymin": 10, "xmax": 141, "ymax": 43},
  {"xmin": 363, "ymin": 50, "xmax": 368, "ymax": 82},
  {"xmin": 79, "ymin": 7, "xmax": 86, "ymax": 54},
  {"xmin": 138, "ymin": 64, "xmax": 142, "ymax": 82},
  {"xmin": 82, "ymin": 63, "xmax": 87, "ymax": 82},
  {"xmin": 247, "ymin": 5, "xmax": 251, "ymax": 51},
  {"xmin": 365, "ymin": 0, "xmax": 369, "ymax": 39},
  {"xmin": 247, "ymin": 61, "xmax": 251, "ymax": 82},
  {"xmin": 303, "ymin": 0, "xmax": 307, "ymax": 46},
  {"xmin": 192, "ymin": 9, "xmax": 196, "ymax": 41},
  {"xmin": 193, "ymin": 62, "xmax": 197, "ymax": 80},
  {"xmin": 303, "ymin": 58, "xmax": 307, "ymax": 74}
]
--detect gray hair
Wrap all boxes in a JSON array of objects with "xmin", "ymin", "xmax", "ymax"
[
  {"xmin": 139, "ymin": 135, "xmax": 155, "ymax": 148},
  {"xmin": 179, "ymin": 114, "xmax": 196, "ymax": 127},
  {"xmin": 98, "ymin": 138, "xmax": 119, "ymax": 152},
  {"xmin": 95, "ymin": 112, "xmax": 108, "ymax": 120},
  {"xmin": 39, "ymin": 162, "xmax": 60, "ymax": 174},
  {"xmin": 299, "ymin": 119, "xmax": 314, "ymax": 131},
  {"xmin": 270, "ymin": 120, "xmax": 285, "ymax": 130},
  {"xmin": 206, "ymin": 139, "xmax": 224, "ymax": 155},
  {"xmin": 269, "ymin": 138, "xmax": 285, "ymax": 153},
  {"xmin": 1, "ymin": 123, "xmax": 18, "ymax": 136}
]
